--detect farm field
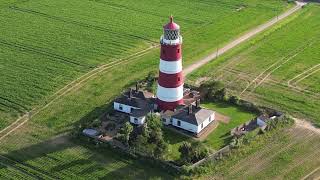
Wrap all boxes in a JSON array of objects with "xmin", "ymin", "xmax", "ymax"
[
  {"xmin": 0, "ymin": 0, "xmax": 291, "ymax": 130},
  {"xmin": 189, "ymin": 3, "xmax": 320, "ymax": 124},
  {"xmin": 198, "ymin": 125, "xmax": 320, "ymax": 180},
  {"xmin": 0, "ymin": 0, "xmax": 295, "ymax": 179}
]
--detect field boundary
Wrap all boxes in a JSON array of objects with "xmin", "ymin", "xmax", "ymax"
[
  {"xmin": 0, "ymin": 1, "xmax": 308, "ymax": 142},
  {"xmin": 183, "ymin": 1, "xmax": 306, "ymax": 76},
  {"xmin": 0, "ymin": 44, "xmax": 158, "ymax": 141}
]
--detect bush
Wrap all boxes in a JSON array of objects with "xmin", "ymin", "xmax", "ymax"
[
  {"xmin": 178, "ymin": 141, "xmax": 209, "ymax": 164},
  {"xmin": 199, "ymin": 80, "xmax": 226, "ymax": 101},
  {"xmin": 228, "ymin": 95, "xmax": 240, "ymax": 105},
  {"xmin": 129, "ymin": 113, "xmax": 168, "ymax": 159},
  {"xmin": 117, "ymin": 122, "xmax": 133, "ymax": 146}
]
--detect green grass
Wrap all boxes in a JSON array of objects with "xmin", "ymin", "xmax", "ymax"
[
  {"xmin": 163, "ymin": 128, "xmax": 193, "ymax": 161},
  {"xmin": 189, "ymin": 3, "xmax": 320, "ymax": 123},
  {"xmin": 0, "ymin": 0, "xmax": 293, "ymax": 178},
  {"xmin": 202, "ymin": 102, "xmax": 257, "ymax": 149},
  {"xmin": 163, "ymin": 101, "xmax": 256, "ymax": 161},
  {"xmin": 0, "ymin": 0, "xmax": 291, "ymax": 130},
  {"xmin": 195, "ymin": 125, "xmax": 320, "ymax": 180}
]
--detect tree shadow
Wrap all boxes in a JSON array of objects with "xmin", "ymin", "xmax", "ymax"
[{"xmin": 0, "ymin": 102, "xmax": 176, "ymax": 179}]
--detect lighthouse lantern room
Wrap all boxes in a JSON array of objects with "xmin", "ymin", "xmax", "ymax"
[{"xmin": 157, "ymin": 16, "xmax": 184, "ymax": 111}]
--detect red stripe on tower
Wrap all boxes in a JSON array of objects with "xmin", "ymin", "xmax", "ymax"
[{"xmin": 157, "ymin": 16, "xmax": 184, "ymax": 111}]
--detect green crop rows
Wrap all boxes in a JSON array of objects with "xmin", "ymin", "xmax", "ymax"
[
  {"xmin": 189, "ymin": 3, "xmax": 320, "ymax": 124},
  {"xmin": 0, "ymin": 0, "xmax": 292, "ymax": 178}
]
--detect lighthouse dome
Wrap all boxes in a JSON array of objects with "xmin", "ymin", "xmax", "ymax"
[
  {"xmin": 163, "ymin": 16, "xmax": 181, "ymax": 41},
  {"xmin": 163, "ymin": 16, "xmax": 180, "ymax": 30}
]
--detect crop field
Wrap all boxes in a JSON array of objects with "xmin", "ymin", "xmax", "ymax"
[
  {"xmin": 189, "ymin": 3, "xmax": 320, "ymax": 124},
  {"xmin": 199, "ymin": 126, "xmax": 320, "ymax": 180},
  {"xmin": 0, "ymin": 0, "xmax": 290, "ymax": 130},
  {"xmin": 0, "ymin": 0, "xmax": 293, "ymax": 179}
]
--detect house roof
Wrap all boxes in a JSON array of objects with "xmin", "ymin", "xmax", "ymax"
[
  {"xmin": 172, "ymin": 106, "xmax": 214, "ymax": 126},
  {"xmin": 258, "ymin": 114, "xmax": 270, "ymax": 122},
  {"xmin": 114, "ymin": 90, "xmax": 155, "ymax": 109},
  {"xmin": 131, "ymin": 109, "xmax": 149, "ymax": 118}
]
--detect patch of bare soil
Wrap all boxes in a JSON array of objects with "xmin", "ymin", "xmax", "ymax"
[
  {"xmin": 197, "ymin": 121, "xmax": 219, "ymax": 141},
  {"xmin": 215, "ymin": 112, "xmax": 230, "ymax": 124}
]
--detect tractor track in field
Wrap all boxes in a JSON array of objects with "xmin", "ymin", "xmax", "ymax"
[
  {"xmin": 9, "ymin": 6, "xmax": 157, "ymax": 44},
  {"xmin": 0, "ymin": 44, "xmax": 158, "ymax": 142},
  {"xmin": 219, "ymin": 68, "xmax": 320, "ymax": 100},
  {"xmin": 240, "ymin": 37, "xmax": 318, "ymax": 97},
  {"xmin": 287, "ymin": 63, "xmax": 320, "ymax": 87},
  {"xmin": 0, "ymin": 154, "xmax": 56, "ymax": 179},
  {"xmin": 229, "ymin": 128, "xmax": 311, "ymax": 175},
  {"xmin": 183, "ymin": 1, "xmax": 305, "ymax": 75},
  {"xmin": 0, "ymin": 0, "xmax": 311, "ymax": 146}
]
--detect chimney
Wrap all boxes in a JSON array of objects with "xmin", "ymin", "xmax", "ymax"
[
  {"xmin": 187, "ymin": 105, "xmax": 192, "ymax": 115},
  {"xmin": 135, "ymin": 81, "xmax": 139, "ymax": 92},
  {"xmin": 128, "ymin": 89, "xmax": 132, "ymax": 99},
  {"xmin": 196, "ymin": 99, "xmax": 200, "ymax": 108}
]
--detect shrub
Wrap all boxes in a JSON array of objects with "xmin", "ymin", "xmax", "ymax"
[{"xmin": 178, "ymin": 141, "xmax": 209, "ymax": 164}]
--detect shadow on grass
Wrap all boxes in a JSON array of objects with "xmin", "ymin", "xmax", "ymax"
[{"xmin": 0, "ymin": 103, "xmax": 175, "ymax": 179}]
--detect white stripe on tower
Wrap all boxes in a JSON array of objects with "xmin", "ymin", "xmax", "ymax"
[
  {"xmin": 159, "ymin": 59, "xmax": 182, "ymax": 74},
  {"xmin": 157, "ymin": 84, "xmax": 184, "ymax": 102}
]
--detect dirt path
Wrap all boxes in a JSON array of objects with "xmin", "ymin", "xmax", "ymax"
[
  {"xmin": 294, "ymin": 118, "xmax": 320, "ymax": 135},
  {"xmin": 0, "ymin": 2, "xmax": 307, "ymax": 142},
  {"xmin": 183, "ymin": 1, "xmax": 306, "ymax": 76}
]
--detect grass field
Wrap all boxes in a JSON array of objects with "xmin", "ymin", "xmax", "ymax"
[
  {"xmin": 198, "ymin": 125, "xmax": 320, "ymax": 180},
  {"xmin": 0, "ymin": 0, "xmax": 291, "ymax": 130},
  {"xmin": 189, "ymin": 3, "xmax": 320, "ymax": 124},
  {"xmin": 202, "ymin": 102, "xmax": 256, "ymax": 149},
  {"xmin": 0, "ymin": 0, "xmax": 293, "ymax": 178},
  {"xmin": 163, "ymin": 102, "xmax": 256, "ymax": 161}
]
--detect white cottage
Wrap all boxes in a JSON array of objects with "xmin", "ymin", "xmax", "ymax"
[
  {"xmin": 113, "ymin": 89, "xmax": 154, "ymax": 125},
  {"xmin": 170, "ymin": 105, "xmax": 215, "ymax": 134}
]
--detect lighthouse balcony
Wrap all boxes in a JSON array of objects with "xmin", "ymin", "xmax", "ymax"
[{"xmin": 160, "ymin": 35, "xmax": 182, "ymax": 45}]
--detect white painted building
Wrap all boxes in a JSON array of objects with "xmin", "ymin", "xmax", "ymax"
[
  {"xmin": 113, "ymin": 90, "xmax": 154, "ymax": 125},
  {"xmin": 168, "ymin": 105, "xmax": 215, "ymax": 134},
  {"xmin": 256, "ymin": 114, "xmax": 270, "ymax": 127}
]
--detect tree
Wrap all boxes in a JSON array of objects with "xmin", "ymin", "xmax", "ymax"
[
  {"xmin": 118, "ymin": 122, "xmax": 133, "ymax": 146},
  {"xmin": 178, "ymin": 141, "xmax": 209, "ymax": 164},
  {"xmin": 228, "ymin": 95, "xmax": 240, "ymax": 105},
  {"xmin": 200, "ymin": 80, "xmax": 226, "ymax": 101},
  {"xmin": 129, "ymin": 113, "xmax": 168, "ymax": 159}
]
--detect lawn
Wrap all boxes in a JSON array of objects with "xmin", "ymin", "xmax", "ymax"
[
  {"xmin": 163, "ymin": 101, "xmax": 256, "ymax": 161},
  {"xmin": 0, "ymin": 0, "xmax": 293, "ymax": 178},
  {"xmin": 202, "ymin": 102, "xmax": 257, "ymax": 149},
  {"xmin": 189, "ymin": 3, "xmax": 320, "ymax": 124}
]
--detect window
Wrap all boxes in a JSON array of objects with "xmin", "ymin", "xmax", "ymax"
[
  {"xmin": 119, "ymin": 105, "xmax": 123, "ymax": 110},
  {"xmin": 134, "ymin": 118, "xmax": 138, "ymax": 124},
  {"xmin": 178, "ymin": 77, "xmax": 181, "ymax": 81},
  {"xmin": 177, "ymin": 120, "xmax": 181, "ymax": 126},
  {"xmin": 177, "ymin": 49, "xmax": 180, "ymax": 53},
  {"xmin": 170, "ymin": 118, "xmax": 173, "ymax": 124},
  {"xmin": 162, "ymin": 118, "xmax": 167, "ymax": 122},
  {"xmin": 201, "ymin": 123, "xmax": 204, "ymax": 129}
]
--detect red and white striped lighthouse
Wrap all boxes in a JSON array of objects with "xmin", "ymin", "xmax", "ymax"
[{"xmin": 157, "ymin": 16, "xmax": 184, "ymax": 111}]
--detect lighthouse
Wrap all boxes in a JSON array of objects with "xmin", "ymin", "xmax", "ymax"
[{"xmin": 157, "ymin": 16, "xmax": 184, "ymax": 111}]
